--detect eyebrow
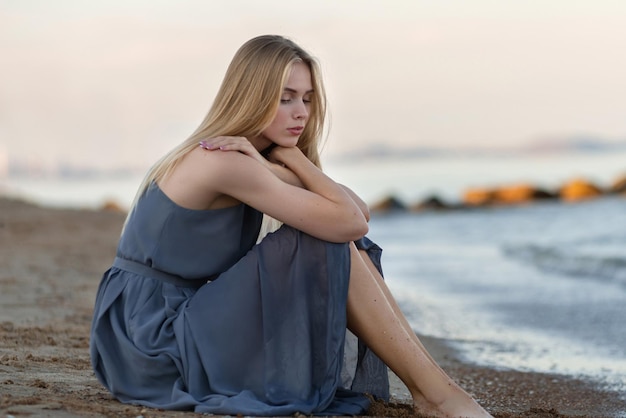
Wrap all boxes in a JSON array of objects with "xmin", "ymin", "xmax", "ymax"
[{"xmin": 283, "ymin": 87, "xmax": 314, "ymax": 94}]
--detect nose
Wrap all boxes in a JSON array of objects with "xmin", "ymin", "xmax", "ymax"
[{"xmin": 293, "ymin": 100, "xmax": 308, "ymax": 120}]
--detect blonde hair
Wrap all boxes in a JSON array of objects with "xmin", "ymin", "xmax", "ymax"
[{"xmin": 125, "ymin": 35, "xmax": 328, "ymax": 234}]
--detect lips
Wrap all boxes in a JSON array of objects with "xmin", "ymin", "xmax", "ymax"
[{"xmin": 287, "ymin": 127, "xmax": 304, "ymax": 135}]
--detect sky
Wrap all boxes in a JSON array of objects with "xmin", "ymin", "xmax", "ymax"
[{"xmin": 2, "ymin": 0, "xmax": 626, "ymax": 170}]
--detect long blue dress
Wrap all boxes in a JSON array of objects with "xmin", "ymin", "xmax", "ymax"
[{"xmin": 90, "ymin": 182, "xmax": 389, "ymax": 415}]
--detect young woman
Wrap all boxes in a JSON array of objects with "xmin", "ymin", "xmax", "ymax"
[{"xmin": 90, "ymin": 35, "xmax": 492, "ymax": 417}]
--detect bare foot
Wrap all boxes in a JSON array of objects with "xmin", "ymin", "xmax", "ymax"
[
  {"xmin": 437, "ymin": 396, "xmax": 492, "ymax": 418},
  {"xmin": 412, "ymin": 391, "xmax": 449, "ymax": 417},
  {"xmin": 412, "ymin": 389, "xmax": 492, "ymax": 418}
]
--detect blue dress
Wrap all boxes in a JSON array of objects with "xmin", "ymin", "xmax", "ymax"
[{"xmin": 90, "ymin": 183, "xmax": 389, "ymax": 415}]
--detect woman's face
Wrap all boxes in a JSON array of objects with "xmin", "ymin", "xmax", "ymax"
[{"xmin": 261, "ymin": 62, "xmax": 313, "ymax": 147}]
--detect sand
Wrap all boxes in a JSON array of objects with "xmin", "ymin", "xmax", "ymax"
[{"xmin": 1, "ymin": 196, "xmax": 625, "ymax": 417}]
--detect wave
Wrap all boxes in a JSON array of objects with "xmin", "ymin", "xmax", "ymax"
[{"xmin": 502, "ymin": 243, "xmax": 626, "ymax": 287}]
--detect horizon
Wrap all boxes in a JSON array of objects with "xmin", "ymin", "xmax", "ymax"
[{"xmin": 4, "ymin": 137, "xmax": 626, "ymax": 179}]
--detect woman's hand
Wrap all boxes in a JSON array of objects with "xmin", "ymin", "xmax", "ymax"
[
  {"xmin": 199, "ymin": 138, "xmax": 304, "ymax": 188},
  {"xmin": 199, "ymin": 137, "xmax": 268, "ymax": 167},
  {"xmin": 265, "ymin": 144, "xmax": 306, "ymax": 168}
]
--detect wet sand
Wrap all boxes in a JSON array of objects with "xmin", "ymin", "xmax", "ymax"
[{"xmin": 1, "ymin": 196, "xmax": 625, "ymax": 417}]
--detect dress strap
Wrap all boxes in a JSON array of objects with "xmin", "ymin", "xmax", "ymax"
[{"xmin": 113, "ymin": 257, "xmax": 211, "ymax": 289}]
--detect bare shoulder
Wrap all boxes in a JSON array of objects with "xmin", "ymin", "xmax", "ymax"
[
  {"xmin": 159, "ymin": 147, "xmax": 268, "ymax": 210},
  {"xmin": 186, "ymin": 146, "xmax": 267, "ymax": 181},
  {"xmin": 167, "ymin": 147, "xmax": 368, "ymax": 242}
]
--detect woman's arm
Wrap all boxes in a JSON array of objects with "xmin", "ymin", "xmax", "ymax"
[
  {"xmin": 267, "ymin": 146, "xmax": 369, "ymax": 221},
  {"xmin": 266, "ymin": 162, "xmax": 304, "ymax": 188},
  {"xmin": 193, "ymin": 146, "xmax": 368, "ymax": 243},
  {"xmin": 200, "ymin": 138, "xmax": 303, "ymax": 188},
  {"xmin": 268, "ymin": 161, "xmax": 367, "ymax": 221},
  {"xmin": 338, "ymin": 184, "xmax": 370, "ymax": 222}
]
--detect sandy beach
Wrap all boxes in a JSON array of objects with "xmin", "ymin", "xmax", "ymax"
[{"xmin": 1, "ymin": 196, "xmax": 625, "ymax": 417}]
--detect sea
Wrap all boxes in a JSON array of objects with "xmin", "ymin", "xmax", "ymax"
[{"xmin": 2, "ymin": 151, "xmax": 625, "ymax": 394}]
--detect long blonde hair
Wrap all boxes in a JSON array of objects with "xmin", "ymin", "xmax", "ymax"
[{"xmin": 125, "ymin": 35, "xmax": 328, "ymax": 232}]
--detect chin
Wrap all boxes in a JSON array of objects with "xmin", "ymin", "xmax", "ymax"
[
  {"xmin": 266, "ymin": 136, "xmax": 299, "ymax": 148},
  {"xmin": 282, "ymin": 138, "xmax": 300, "ymax": 148}
]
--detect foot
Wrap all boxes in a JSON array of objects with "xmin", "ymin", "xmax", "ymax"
[
  {"xmin": 412, "ymin": 391, "xmax": 449, "ymax": 418},
  {"xmin": 437, "ymin": 396, "xmax": 492, "ymax": 418},
  {"xmin": 412, "ymin": 389, "xmax": 492, "ymax": 418}
]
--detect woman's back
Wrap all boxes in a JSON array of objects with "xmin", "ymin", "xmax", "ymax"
[{"xmin": 118, "ymin": 182, "xmax": 263, "ymax": 280}]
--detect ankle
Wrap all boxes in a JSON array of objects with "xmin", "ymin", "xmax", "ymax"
[
  {"xmin": 412, "ymin": 385, "xmax": 490, "ymax": 418},
  {"xmin": 408, "ymin": 382, "xmax": 455, "ymax": 408},
  {"xmin": 411, "ymin": 391, "xmax": 446, "ymax": 418}
]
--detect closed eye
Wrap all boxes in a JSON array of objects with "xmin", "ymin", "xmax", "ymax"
[{"xmin": 282, "ymin": 88, "xmax": 314, "ymax": 104}]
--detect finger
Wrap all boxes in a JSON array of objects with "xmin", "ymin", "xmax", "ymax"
[
  {"xmin": 216, "ymin": 138, "xmax": 254, "ymax": 152},
  {"xmin": 199, "ymin": 136, "xmax": 246, "ymax": 150}
]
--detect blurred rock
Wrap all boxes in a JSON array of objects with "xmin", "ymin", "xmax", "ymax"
[
  {"xmin": 493, "ymin": 184, "xmax": 556, "ymax": 205},
  {"xmin": 462, "ymin": 188, "xmax": 495, "ymax": 206},
  {"xmin": 100, "ymin": 200, "xmax": 127, "ymax": 213},
  {"xmin": 410, "ymin": 195, "xmax": 455, "ymax": 212},
  {"xmin": 559, "ymin": 178, "xmax": 603, "ymax": 201},
  {"xmin": 464, "ymin": 184, "xmax": 558, "ymax": 207},
  {"xmin": 370, "ymin": 195, "xmax": 407, "ymax": 212},
  {"xmin": 610, "ymin": 175, "xmax": 626, "ymax": 194}
]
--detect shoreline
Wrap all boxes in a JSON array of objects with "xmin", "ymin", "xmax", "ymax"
[
  {"xmin": 1, "ymin": 196, "xmax": 625, "ymax": 417},
  {"xmin": 394, "ymin": 335, "xmax": 626, "ymax": 417}
]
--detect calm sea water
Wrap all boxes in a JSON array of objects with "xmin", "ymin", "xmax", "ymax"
[
  {"xmin": 369, "ymin": 199, "xmax": 626, "ymax": 392},
  {"xmin": 2, "ymin": 152, "xmax": 625, "ymax": 391}
]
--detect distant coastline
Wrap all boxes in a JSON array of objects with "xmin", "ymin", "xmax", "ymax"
[
  {"xmin": 329, "ymin": 135, "xmax": 626, "ymax": 163},
  {"xmin": 2, "ymin": 135, "xmax": 626, "ymax": 180}
]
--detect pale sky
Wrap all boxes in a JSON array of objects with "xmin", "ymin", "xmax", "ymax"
[{"xmin": 2, "ymin": 0, "xmax": 626, "ymax": 170}]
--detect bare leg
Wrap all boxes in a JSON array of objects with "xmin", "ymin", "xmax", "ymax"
[
  {"xmin": 346, "ymin": 243, "xmax": 492, "ymax": 418},
  {"xmin": 358, "ymin": 249, "xmax": 443, "ymax": 367}
]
